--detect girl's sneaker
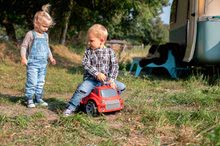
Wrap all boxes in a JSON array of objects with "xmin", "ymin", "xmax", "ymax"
[
  {"xmin": 35, "ymin": 99, "xmax": 48, "ymax": 107},
  {"xmin": 27, "ymin": 99, "xmax": 36, "ymax": 108}
]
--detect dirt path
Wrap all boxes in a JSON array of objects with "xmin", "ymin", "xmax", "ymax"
[{"xmin": 0, "ymin": 88, "xmax": 70, "ymax": 121}]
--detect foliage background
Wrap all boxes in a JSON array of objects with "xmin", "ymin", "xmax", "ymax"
[{"xmin": 0, "ymin": 0, "xmax": 169, "ymax": 47}]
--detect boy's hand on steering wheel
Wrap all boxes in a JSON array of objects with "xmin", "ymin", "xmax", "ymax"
[
  {"xmin": 108, "ymin": 80, "xmax": 117, "ymax": 89},
  {"xmin": 96, "ymin": 72, "xmax": 106, "ymax": 82}
]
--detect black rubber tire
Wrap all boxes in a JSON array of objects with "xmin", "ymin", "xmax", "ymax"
[{"xmin": 85, "ymin": 101, "xmax": 98, "ymax": 117}]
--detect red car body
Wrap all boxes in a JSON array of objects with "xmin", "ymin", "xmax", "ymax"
[{"xmin": 80, "ymin": 85, "xmax": 124, "ymax": 114}]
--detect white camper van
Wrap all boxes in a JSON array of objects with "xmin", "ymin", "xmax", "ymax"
[
  {"xmin": 130, "ymin": 0, "xmax": 220, "ymax": 78},
  {"xmin": 170, "ymin": 0, "xmax": 220, "ymax": 64}
]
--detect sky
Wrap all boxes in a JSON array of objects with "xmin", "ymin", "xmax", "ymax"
[{"xmin": 160, "ymin": 0, "xmax": 173, "ymax": 24}]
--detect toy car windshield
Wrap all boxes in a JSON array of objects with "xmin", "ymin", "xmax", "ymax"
[{"xmin": 101, "ymin": 88, "xmax": 118, "ymax": 98}]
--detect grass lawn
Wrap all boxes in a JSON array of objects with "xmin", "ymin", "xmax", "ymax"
[{"xmin": 0, "ymin": 42, "xmax": 220, "ymax": 145}]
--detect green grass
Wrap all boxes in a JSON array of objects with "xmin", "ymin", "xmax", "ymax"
[
  {"xmin": 1, "ymin": 62, "xmax": 220, "ymax": 145},
  {"xmin": 1, "ymin": 47, "xmax": 220, "ymax": 145}
]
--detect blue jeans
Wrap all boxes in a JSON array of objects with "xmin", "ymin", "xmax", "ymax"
[
  {"xmin": 25, "ymin": 59, "xmax": 47, "ymax": 101},
  {"xmin": 68, "ymin": 79, "xmax": 126, "ymax": 111}
]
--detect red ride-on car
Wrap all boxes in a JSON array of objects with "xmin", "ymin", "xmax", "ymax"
[{"xmin": 80, "ymin": 85, "xmax": 124, "ymax": 116}]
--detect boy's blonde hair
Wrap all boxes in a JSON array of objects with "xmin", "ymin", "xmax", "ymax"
[
  {"xmin": 87, "ymin": 24, "xmax": 108, "ymax": 41},
  {"xmin": 33, "ymin": 4, "xmax": 54, "ymax": 29}
]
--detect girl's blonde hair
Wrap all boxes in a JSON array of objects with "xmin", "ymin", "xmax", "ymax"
[
  {"xmin": 87, "ymin": 24, "xmax": 108, "ymax": 41},
  {"xmin": 33, "ymin": 4, "xmax": 54, "ymax": 29}
]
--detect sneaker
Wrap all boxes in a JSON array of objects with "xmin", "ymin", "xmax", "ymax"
[
  {"xmin": 27, "ymin": 99, "xmax": 35, "ymax": 108},
  {"xmin": 35, "ymin": 99, "xmax": 48, "ymax": 107},
  {"xmin": 63, "ymin": 108, "xmax": 74, "ymax": 117}
]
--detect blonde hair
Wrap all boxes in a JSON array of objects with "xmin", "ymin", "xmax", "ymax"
[
  {"xmin": 33, "ymin": 4, "xmax": 54, "ymax": 30},
  {"xmin": 87, "ymin": 24, "xmax": 108, "ymax": 41}
]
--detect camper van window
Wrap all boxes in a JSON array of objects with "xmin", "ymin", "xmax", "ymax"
[
  {"xmin": 198, "ymin": 0, "xmax": 205, "ymax": 16},
  {"xmin": 170, "ymin": 0, "xmax": 178, "ymax": 23},
  {"xmin": 204, "ymin": 0, "xmax": 220, "ymax": 16}
]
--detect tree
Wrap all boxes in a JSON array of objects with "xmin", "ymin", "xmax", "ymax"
[
  {"xmin": 147, "ymin": 17, "xmax": 169, "ymax": 44},
  {"xmin": 58, "ymin": 0, "xmax": 74, "ymax": 45},
  {"xmin": 0, "ymin": 0, "xmax": 50, "ymax": 42},
  {"xmin": 0, "ymin": 0, "xmax": 169, "ymax": 45}
]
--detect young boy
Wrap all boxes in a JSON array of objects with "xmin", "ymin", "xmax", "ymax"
[{"xmin": 64, "ymin": 24, "xmax": 126, "ymax": 116}]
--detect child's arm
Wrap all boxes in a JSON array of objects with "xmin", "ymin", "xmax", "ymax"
[
  {"xmin": 108, "ymin": 79, "xmax": 117, "ymax": 89},
  {"xmin": 20, "ymin": 31, "xmax": 32, "ymax": 65},
  {"xmin": 48, "ymin": 47, "xmax": 56, "ymax": 65},
  {"xmin": 82, "ymin": 49, "xmax": 104, "ymax": 79},
  {"xmin": 107, "ymin": 49, "xmax": 119, "ymax": 89},
  {"xmin": 49, "ymin": 55, "xmax": 56, "ymax": 65},
  {"xmin": 46, "ymin": 34, "xmax": 56, "ymax": 65},
  {"xmin": 21, "ymin": 56, "xmax": 27, "ymax": 65},
  {"xmin": 108, "ymin": 49, "xmax": 119, "ymax": 81},
  {"xmin": 96, "ymin": 72, "xmax": 106, "ymax": 82}
]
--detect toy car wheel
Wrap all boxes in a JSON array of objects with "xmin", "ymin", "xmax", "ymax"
[{"xmin": 85, "ymin": 101, "xmax": 98, "ymax": 116}]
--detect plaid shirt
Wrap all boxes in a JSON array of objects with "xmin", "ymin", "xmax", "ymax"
[{"xmin": 82, "ymin": 47, "xmax": 119, "ymax": 81}]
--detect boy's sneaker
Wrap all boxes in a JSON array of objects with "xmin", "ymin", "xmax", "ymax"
[
  {"xmin": 63, "ymin": 108, "xmax": 74, "ymax": 117},
  {"xmin": 35, "ymin": 99, "xmax": 48, "ymax": 107},
  {"xmin": 27, "ymin": 100, "xmax": 35, "ymax": 108}
]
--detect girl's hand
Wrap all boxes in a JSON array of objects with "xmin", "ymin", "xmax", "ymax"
[
  {"xmin": 50, "ymin": 57, "xmax": 56, "ymax": 65},
  {"xmin": 21, "ymin": 57, "xmax": 27, "ymax": 65}
]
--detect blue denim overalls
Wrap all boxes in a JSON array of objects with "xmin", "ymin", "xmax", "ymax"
[{"xmin": 25, "ymin": 31, "xmax": 49, "ymax": 102}]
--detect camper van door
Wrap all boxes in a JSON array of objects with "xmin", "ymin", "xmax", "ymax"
[{"xmin": 183, "ymin": 0, "xmax": 198, "ymax": 62}]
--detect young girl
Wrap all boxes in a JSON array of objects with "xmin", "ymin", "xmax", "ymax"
[{"xmin": 20, "ymin": 4, "xmax": 56, "ymax": 108}]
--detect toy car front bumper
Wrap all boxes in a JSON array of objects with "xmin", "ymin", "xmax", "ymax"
[{"xmin": 98, "ymin": 99, "xmax": 123, "ymax": 112}]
